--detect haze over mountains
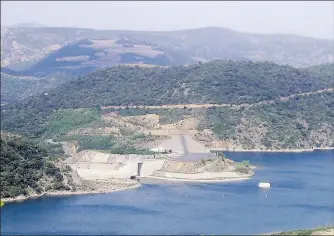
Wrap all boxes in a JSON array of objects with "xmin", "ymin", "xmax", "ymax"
[
  {"xmin": 2, "ymin": 3, "xmax": 334, "ymax": 231},
  {"xmin": 1, "ymin": 25, "xmax": 333, "ymax": 104},
  {"xmin": 2, "ymin": 26, "xmax": 333, "ymax": 71},
  {"xmin": 1, "ymin": 25, "xmax": 333, "ymax": 149}
]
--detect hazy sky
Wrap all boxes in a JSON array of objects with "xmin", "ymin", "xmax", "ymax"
[{"xmin": 2, "ymin": 1, "xmax": 334, "ymax": 39}]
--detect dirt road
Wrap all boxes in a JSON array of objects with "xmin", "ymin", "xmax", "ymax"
[{"xmin": 101, "ymin": 88, "xmax": 333, "ymax": 110}]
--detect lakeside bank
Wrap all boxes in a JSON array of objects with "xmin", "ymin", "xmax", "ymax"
[
  {"xmin": 211, "ymin": 147, "xmax": 334, "ymax": 153},
  {"xmin": 2, "ymin": 170, "xmax": 255, "ymax": 203},
  {"xmin": 263, "ymin": 226, "xmax": 334, "ymax": 235},
  {"xmin": 140, "ymin": 176, "xmax": 252, "ymax": 183},
  {"xmin": 2, "ymin": 151, "xmax": 333, "ymax": 235},
  {"xmin": 2, "ymin": 182, "xmax": 141, "ymax": 203}
]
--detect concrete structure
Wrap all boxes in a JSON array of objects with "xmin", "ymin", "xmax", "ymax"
[{"xmin": 137, "ymin": 162, "xmax": 143, "ymax": 176}]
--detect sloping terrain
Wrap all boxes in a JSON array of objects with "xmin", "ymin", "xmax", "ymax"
[
  {"xmin": 156, "ymin": 156, "xmax": 228, "ymax": 174},
  {"xmin": 2, "ymin": 26, "xmax": 333, "ymax": 71},
  {"xmin": 2, "ymin": 27, "xmax": 332, "ymax": 106},
  {"xmin": 271, "ymin": 226, "xmax": 334, "ymax": 235},
  {"xmin": 2, "ymin": 60, "xmax": 333, "ymax": 137},
  {"xmin": 1, "ymin": 61, "xmax": 333, "ymax": 150},
  {"xmin": 305, "ymin": 63, "xmax": 334, "ymax": 79},
  {"xmin": 2, "ymin": 38, "xmax": 170, "ymax": 77},
  {"xmin": 151, "ymin": 155, "xmax": 254, "ymax": 181},
  {"xmin": 200, "ymin": 90, "xmax": 334, "ymax": 150},
  {"xmin": 0, "ymin": 132, "xmax": 77, "ymax": 198},
  {"xmin": 0, "ymin": 72, "xmax": 75, "ymax": 104},
  {"xmin": 3, "ymin": 60, "xmax": 333, "ymax": 110}
]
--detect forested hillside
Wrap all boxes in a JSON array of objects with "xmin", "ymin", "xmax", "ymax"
[
  {"xmin": 0, "ymin": 132, "xmax": 75, "ymax": 198},
  {"xmin": 1, "ymin": 60, "xmax": 333, "ymax": 149},
  {"xmin": 3, "ymin": 60, "xmax": 333, "ymax": 108},
  {"xmin": 305, "ymin": 63, "xmax": 334, "ymax": 79},
  {"xmin": 1, "ymin": 72, "xmax": 76, "ymax": 104},
  {"xmin": 99, "ymin": 90, "xmax": 334, "ymax": 150},
  {"xmin": 32, "ymin": 61, "xmax": 334, "ymax": 106},
  {"xmin": 200, "ymin": 91, "xmax": 334, "ymax": 149}
]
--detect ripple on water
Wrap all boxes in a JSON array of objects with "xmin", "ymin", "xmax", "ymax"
[{"xmin": 1, "ymin": 151, "xmax": 334, "ymax": 235}]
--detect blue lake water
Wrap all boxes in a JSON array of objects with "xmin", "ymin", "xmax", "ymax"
[{"xmin": 2, "ymin": 151, "xmax": 334, "ymax": 235}]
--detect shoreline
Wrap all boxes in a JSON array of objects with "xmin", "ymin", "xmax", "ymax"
[
  {"xmin": 262, "ymin": 226, "xmax": 334, "ymax": 235},
  {"xmin": 3, "ymin": 174, "xmax": 252, "ymax": 203},
  {"xmin": 2, "ymin": 182, "xmax": 141, "ymax": 203},
  {"xmin": 211, "ymin": 147, "xmax": 334, "ymax": 153},
  {"xmin": 139, "ymin": 175, "xmax": 252, "ymax": 183}
]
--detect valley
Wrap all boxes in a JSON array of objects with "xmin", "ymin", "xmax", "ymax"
[
  {"xmin": 1, "ymin": 12, "xmax": 333, "ymax": 235},
  {"xmin": 2, "ymin": 61, "xmax": 333, "ymax": 152}
]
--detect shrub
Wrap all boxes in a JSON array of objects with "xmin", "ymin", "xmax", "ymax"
[
  {"xmin": 235, "ymin": 165, "xmax": 250, "ymax": 174},
  {"xmin": 45, "ymin": 185, "xmax": 52, "ymax": 191},
  {"xmin": 44, "ymin": 162, "xmax": 58, "ymax": 176},
  {"xmin": 241, "ymin": 160, "xmax": 250, "ymax": 167},
  {"xmin": 35, "ymin": 186, "xmax": 43, "ymax": 194},
  {"xmin": 52, "ymin": 182, "xmax": 65, "ymax": 190},
  {"xmin": 64, "ymin": 165, "xmax": 72, "ymax": 173},
  {"xmin": 58, "ymin": 135, "xmax": 114, "ymax": 151}
]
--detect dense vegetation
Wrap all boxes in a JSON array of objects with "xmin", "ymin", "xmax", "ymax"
[
  {"xmin": 2, "ymin": 60, "xmax": 333, "ymax": 137},
  {"xmin": 0, "ymin": 132, "xmax": 73, "ymax": 198},
  {"xmin": 305, "ymin": 63, "xmax": 334, "ymax": 79},
  {"xmin": 1, "ymin": 72, "xmax": 76, "ymax": 104},
  {"xmin": 200, "ymin": 91, "xmax": 334, "ymax": 149},
  {"xmin": 1, "ymin": 60, "xmax": 333, "ymax": 150},
  {"xmin": 57, "ymin": 135, "xmax": 114, "ymax": 151},
  {"xmin": 271, "ymin": 226, "xmax": 334, "ymax": 235},
  {"xmin": 41, "ymin": 108, "xmax": 101, "ymax": 138},
  {"xmin": 19, "ymin": 60, "xmax": 334, "ymax": 106},
  {"xmin": 97, "ymin": 91, "xmax": 334, "ymax": 150},
  {"xmin": 1, "ymin": 74, "xmax": 42, "ymax": 104}
]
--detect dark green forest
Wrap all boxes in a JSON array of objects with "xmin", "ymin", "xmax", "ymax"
[
  {"xmin": 1, "ymin": 60, "xmax": 333, "ymax": 137},
  {"xmin": 305, "ymin": 63, "xmax": 334, "ymax": 79},
  {"xmin": 201, "ymin": 91, "xmax": 334, "ymax": 149},
  {"xmin": 0, "ymin": 132, "xmax": 73, "ymax": 198}
]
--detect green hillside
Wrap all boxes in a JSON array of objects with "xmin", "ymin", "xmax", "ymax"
[
  {"xmin": 0, "ymin": 132, "xmax": 74, "ymax": 198},
  {"xmin": 305, "ymin": 63, "xmax": 334, "ymax": 79},
  {"xmin": 99, "ymin": 90, "xmax": 334, "ymax": 150},
  {"xmin": 1, "ymin": 60, "xmax": 333, "ymax": 149},
  {"xmin": 20, "ymin": 60, "xmax": 333, "ymax": 107},
  {"xmin": 1, "ymin": 72, "xmax": 76, "ymax": 104},
  {"xmin": 200, "ymin": 91, "xmax": 334, "ymax": 149}
]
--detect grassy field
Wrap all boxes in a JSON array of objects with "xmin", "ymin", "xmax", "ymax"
[{"xmin": 42, "ymin": 108, "xmax": 101, "ymax": 138}]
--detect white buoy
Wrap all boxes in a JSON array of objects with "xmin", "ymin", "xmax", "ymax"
[{"xmin": 258, "ymin": 182, "xmax": 271, "ymax": 188}]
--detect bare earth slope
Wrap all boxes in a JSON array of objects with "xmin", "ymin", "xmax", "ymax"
[{"xmin": 151, "ymin": 155, "xmax": 254, "ymax": 181}]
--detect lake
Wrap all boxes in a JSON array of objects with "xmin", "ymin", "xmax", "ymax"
[{"xmin": 2, "ymin": 151, "xmax": 334, "ymax": 235}]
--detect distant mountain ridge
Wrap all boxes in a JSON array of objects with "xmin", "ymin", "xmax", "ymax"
[
  {"xmin": 1, "ymin": 26, "xmax": 333, "ymax": 72},
  {"xmin": 11, "ymin": 22, "xmax": 48, "ymax": 28}
]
